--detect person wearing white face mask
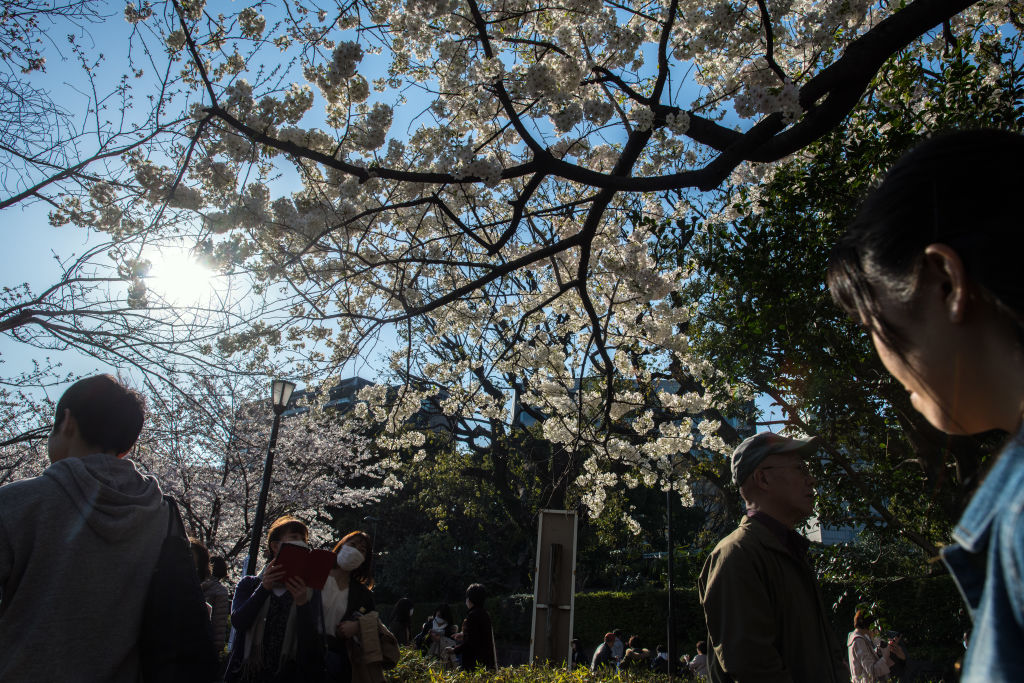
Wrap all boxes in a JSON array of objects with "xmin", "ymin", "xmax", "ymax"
[
  {"xmin": 322, "ymin": 530, "xmax": 377, "ymax": 683},
  {"xmin": 224, "ymin": 515, "xmax": 325, "ymax": 683},
  {"xmin": 423, "ymin": 604, "xmax": 458, "ymax": 667}
]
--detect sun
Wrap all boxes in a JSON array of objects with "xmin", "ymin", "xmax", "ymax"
[{"xmin": 146, "ymin": 248, "xmax": 216, "ymax": 305}]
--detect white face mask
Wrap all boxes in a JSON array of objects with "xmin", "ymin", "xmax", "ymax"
[
  {"xmin": 282, "ymin": 540, "xmax": 308, "ymax": 549},
  {"xmin": 337, "ymin": 544, "xmax": 365, "ymax": 571}
]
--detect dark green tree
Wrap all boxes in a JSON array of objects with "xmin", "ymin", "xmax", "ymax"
[{"xmin": 684, "ymin": 25, "xmax": 1024, "ymax": 562}]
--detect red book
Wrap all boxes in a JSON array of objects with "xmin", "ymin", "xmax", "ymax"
[{"xmin": 274, "ymin": 544, "xmax": 336, "ymax": 590}]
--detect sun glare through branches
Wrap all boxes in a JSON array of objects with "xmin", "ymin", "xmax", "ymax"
[{"xmin": 145, "ymin": 247, "xmax": 218, "ymax": 306}]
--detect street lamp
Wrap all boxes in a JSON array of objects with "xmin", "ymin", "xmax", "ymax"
[
  {"xmin": 363, "ymin": 515, "xmax": 380, "ymax": 568},
  {"xmin": 244, "ymin": 378, "xmax": 296, "ymax": 576},
  {"xmin": 666, "ymin": 481, "xmax": 676, "ymax": 682},
  {"xmin": 363, "ymin": 515, "xmax": 380, "ymax": 542}
]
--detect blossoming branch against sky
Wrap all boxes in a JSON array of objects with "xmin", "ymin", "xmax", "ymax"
[{"xmin": 0, "ymin": 0, "xmax": 1000, "ymax": 530}]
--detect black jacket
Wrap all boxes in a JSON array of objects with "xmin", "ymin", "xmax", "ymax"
[{"xmin": 452, "ymin": 606, "xmax": 496, "ymax": 670}]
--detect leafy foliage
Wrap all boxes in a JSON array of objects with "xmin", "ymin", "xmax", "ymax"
[{"xmin": 685, "ymin": 22, "xmax": 1024, "ymax": 558}]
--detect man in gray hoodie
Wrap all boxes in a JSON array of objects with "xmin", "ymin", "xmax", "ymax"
[{"xmin": 0, "ymin": 374, "xmax": 170, "ymax": 681}]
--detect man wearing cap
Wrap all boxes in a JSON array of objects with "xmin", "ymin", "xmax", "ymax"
[{"xmin": 698, "ymin": 432, "xmax": 848, "ymax": 683}]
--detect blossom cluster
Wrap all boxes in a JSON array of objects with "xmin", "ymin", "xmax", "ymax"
[
  {"xmin": 238, "ymin": 7, "xmax": 266, "ymax": 39},
  {"xmin": 312, "ymin": 41, "xmax": 364, "ymax": 102}
]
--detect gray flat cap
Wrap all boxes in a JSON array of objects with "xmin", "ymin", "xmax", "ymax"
[{"xmin": 731, "ymin": 431, "xmax": 820, "ymax": 486}]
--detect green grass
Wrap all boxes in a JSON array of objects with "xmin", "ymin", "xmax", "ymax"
[
  {"xmin": 385, "ymin": 649, "xmax": 952, "ymax": 682},
  {"xmin": 385, "ymin": 650, "xmax": 684, "ymax": 682}
]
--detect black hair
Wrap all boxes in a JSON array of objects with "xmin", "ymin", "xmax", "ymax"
[
  {"xmin": 190, "ymin": 538, "xmax": 211, "ymax": 581},
  {"xmin": 392, "ymin": 597, "xmax": 414, "ymax": 624},
  {"xmin": 211, "ymin": 556, "xmax": 229, "ymax": 580},
  {"xmin": 465, "ymin": 582, "xmax": 487, "ymax": 607},
  {"xmin": 434, "ymin": 603, "xmax": 454, "ymax": 623},
  {"xmin": 53, "ymin": 374, "xmax": 146, "ymax": 455},
  {"xmin": 828, "ymin": 129, "xmax": 1024, "ymax": 352},
  {"xmin": 696, "ymin": 640, "xmax": 707, "ymax": 654}
]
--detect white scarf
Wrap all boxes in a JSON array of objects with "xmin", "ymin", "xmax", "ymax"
[{"xmin": 321, "ymin": 571, "xmax": 350, "ymax": 635}]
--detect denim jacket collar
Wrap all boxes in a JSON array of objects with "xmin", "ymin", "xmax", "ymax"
[{"xmin": 951, "ymin": 432, "xmax": 1024, "ymax": 553}]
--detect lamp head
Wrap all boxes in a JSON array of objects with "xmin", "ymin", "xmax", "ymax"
[{"xmin": 271, "ymin": 379, "xmax": 296, "ymax": 414}]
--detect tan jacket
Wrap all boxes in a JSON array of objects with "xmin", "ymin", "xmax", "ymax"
[
  {"xmin": 346, "ymin": 611, "xmax": 400, "ymax": 683},
  {"xmin": 847, "ymin": 631, "xmax": 888, "ymax": 683},
  {"xmin": 698, "ymin": 516, "xmax": 849, "ymax": 683}
]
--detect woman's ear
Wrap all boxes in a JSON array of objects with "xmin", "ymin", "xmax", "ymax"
[{"xmin": 923, "ymin": 243, "xmax": 970, "ymax": 323}]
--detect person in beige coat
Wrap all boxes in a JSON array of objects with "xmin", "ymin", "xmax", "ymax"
[{"xmin": 847, "ymin": 611, "xmax": 904, "ymax": 683}]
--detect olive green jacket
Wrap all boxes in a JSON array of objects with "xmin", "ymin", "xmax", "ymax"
[{"xmin": 698, "ymin": 516, "xmax": 849, "ymax": 683}]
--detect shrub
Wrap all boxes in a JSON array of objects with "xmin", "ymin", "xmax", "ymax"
[
  {"xmin": 386, "ymin": 649, "xmax": 680, "ymax": 682},
  {"xmin": 383, "ymin": 575, "xmax": 966, "ymax": 669}
]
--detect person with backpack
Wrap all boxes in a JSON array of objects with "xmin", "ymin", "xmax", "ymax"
[{"xmin": 0, "ymin": 374, "xmax": 216, "ymax": 681}]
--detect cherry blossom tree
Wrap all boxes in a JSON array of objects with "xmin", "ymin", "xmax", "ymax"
[
  {"xmin": 46, "ymin": 0, "xmax": 1010, "ymax": 525},
  {"xmin": 134, "ymin": 374, "xmax": 394, "ymax": 569},
  {"xmin": 0, "ymin": 387, "xmax": 53, "ymax": 486}
]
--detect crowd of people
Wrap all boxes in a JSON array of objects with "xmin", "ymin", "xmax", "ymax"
[
  {"xmin": 410, "ymin": 586, "xmax": 497, "ymax": 671},
  {"xmin": 212, "ymin": 518, "xmax": 496, "ymax": 682},
  {"xmin": 1, "ymin": 130, "xmax": 1023, "ymax": 682},
  {"xmin": 580, "ymin": 631, "xmax": 709, "ymax": 678}
]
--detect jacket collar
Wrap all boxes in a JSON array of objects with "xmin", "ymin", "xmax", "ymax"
[
  {"xmin": 952, "ymin": 431, "xmax": 1024, "ymax": 553},
  {"xmin": 744, "ymin": 511, "xmax": 810, "ymax": 560},
  {"xmin": 741, "ymin": 514, "xmax": 802, "ymax": 558}
]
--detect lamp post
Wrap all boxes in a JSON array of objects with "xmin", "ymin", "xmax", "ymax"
[
  {"xmin": 363, "ymin": 515, "xmax": 380, "ymax": 543},
  {"xmin": 666, "ymin": 481, "xmax": 676, "ymax": 682},
  {"xmin": 363, "ymin": 515, "xmax": 380, "ymax": 566},
  {"xmin": 244, "ymin": 379, "xmax": 296, "ymax": 576}
]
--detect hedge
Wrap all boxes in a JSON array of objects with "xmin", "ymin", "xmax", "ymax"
[
  {"xmin": 380, "ymin": 574, "xmax": 967, "ymax": 665},
  {"xmin": 387, "ymin": 650, "xmax": 680, "ymax": 682}
]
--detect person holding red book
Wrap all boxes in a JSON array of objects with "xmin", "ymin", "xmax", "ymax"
[{"xmin": 224, "ymin": 516, "xmax": 325, "ymax": 682}]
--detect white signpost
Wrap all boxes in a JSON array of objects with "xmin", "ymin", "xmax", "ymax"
[{"xmin": 529, "ymin": 509, "xmax": 578, "ymax": 668}]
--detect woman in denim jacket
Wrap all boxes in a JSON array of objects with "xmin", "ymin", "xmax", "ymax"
[{"xmin": 827, "ymin": 129, "xmax": 1024, "ymax": 682}]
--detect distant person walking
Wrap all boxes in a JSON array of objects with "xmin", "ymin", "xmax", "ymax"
[
  {"xmin": 699, "ymin": 432, "xmax": 848, "ymax": 682},
  {"xmin": 192, "ymin": 538, "xmax": 231, "ymax": 654},
  {"xmin": 0, "ymin": 374, "xmax": 215, "ymax": 680},
  {"xmin": 390, "ymin": 597, "xmax": 415, "ymax": 645},
  {"xmin": 826, "ymin": 128, "xmax": 1024, "ymax": 682}
]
